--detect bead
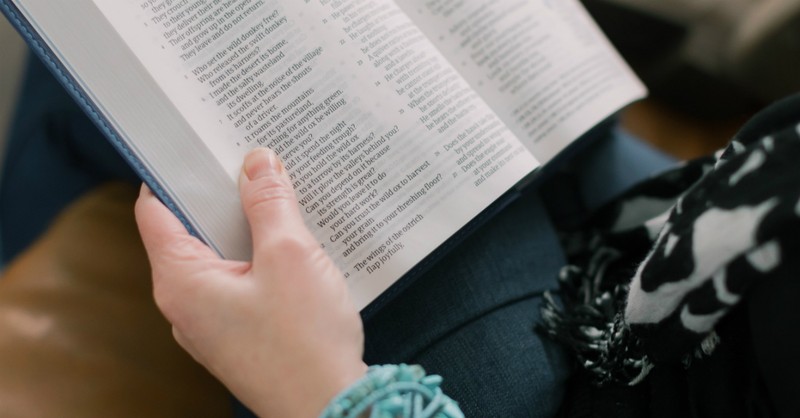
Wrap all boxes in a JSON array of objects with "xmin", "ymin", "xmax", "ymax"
[{"xmin": 319, "ymin": 364, "xmax": 463, "ymax": 418}]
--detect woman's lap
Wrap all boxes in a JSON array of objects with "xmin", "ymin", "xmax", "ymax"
[{"xmin": 0, "ymin": 54, "xmax": 675, "ymax": 416}]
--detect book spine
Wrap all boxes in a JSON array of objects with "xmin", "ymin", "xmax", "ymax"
[{"xmin": 0, "ymin": 0, "xmax": 201, "ymax": 240}]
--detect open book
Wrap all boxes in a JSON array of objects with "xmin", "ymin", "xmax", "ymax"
[{"xmin": 2, "ymin": 0, "xmax": 645, "ymax": 311}]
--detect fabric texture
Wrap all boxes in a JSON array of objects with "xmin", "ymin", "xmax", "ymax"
[{"xmin": 542, "ymin": 93, "xmax": 800, "ymax": 417}]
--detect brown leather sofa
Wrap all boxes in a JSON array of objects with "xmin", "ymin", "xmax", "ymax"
[{"xmin": 0, "ymin": 183, "xmax": 232, "ymax": 417}]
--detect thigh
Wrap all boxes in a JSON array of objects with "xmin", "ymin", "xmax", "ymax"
[
  {"xmin": 0, "ymin": 54, "xmax": 138, "ymax": 263},
  {"xmin": 4, "ymin": 54, "xmax": 676, "ymax": 416},
  {"xmin": 363, "ymin": 191, "xmax": 570, "ymax": 417},
  {"xmin": 361, "ymin": 130, "xmax": 676, "ymax": 416}
]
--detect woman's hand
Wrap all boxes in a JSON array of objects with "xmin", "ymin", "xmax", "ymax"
[{"xmin": 135, "ymin": 148, "xmax": 367, "ymax": 417}]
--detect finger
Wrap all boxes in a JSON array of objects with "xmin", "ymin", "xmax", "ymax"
[
  {"xmin": 239, "ymin": 148, "xmax": 314, "ymax": 253},
  {"xmin": 135, "ymin": 184, "xmax": 218, "ymax": 266}
]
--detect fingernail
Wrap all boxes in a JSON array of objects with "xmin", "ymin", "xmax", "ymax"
[
  {"xmin": 139, "ymin": 183, "xmax": 153, "ymax": 197},
  {"xmin": 244, "ymin": 148, "xmax": 281, "ymax": 180}
]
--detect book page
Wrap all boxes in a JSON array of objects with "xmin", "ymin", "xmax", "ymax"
[
  {"xmin": 397, "ymin": 0, "xmax": 648, "ymax": 162},
  {"xmin": 89, "ymin": 0, "xmax": 538, "ymax": 308}
]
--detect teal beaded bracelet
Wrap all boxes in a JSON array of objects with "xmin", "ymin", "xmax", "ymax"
[{"xmin": 319, "ymin": 364, "xmax": 464, "ymax": 418}]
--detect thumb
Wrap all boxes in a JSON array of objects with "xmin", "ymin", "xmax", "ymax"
[{"xmin": 239, "ymin": 148, "xmax": 312, "ymax": 253}]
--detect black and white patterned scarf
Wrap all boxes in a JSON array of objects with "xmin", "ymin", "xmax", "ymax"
[{"xmin": 540, "ymin": 94, "xmax": 800, "ymax": 386}]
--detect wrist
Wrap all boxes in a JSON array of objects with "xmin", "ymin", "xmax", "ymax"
[
  {"xmin": 319, "ymin": 364, "xmax": 464, "ymax": 418},
  {"xmin": 317, "ymin": 361, "xmax": 370, "ymax": 416},
  {"xmin": 247, "ymin": 359, "xmax": 368, "ymax": 418}
]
